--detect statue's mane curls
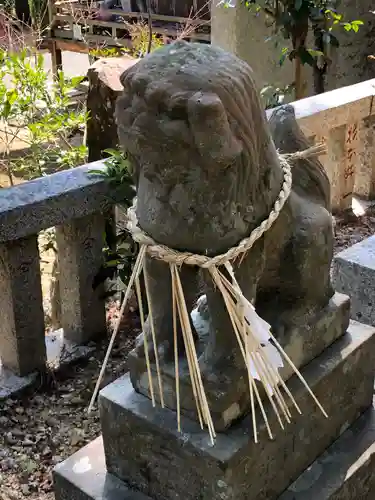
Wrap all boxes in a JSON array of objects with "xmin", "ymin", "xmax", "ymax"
[{"xmin": 117, "ymin": 41, "xmax": 330, "ymax": 225}]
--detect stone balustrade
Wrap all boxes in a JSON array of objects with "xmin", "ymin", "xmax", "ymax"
[
  {"xmin": 0, "ymin": 161, "xmax": 125, "ymax": 394},
  {"xmin": 267, "ymin": 78, "xmax": 375, "ymax": 212},
  {"xmin": 1, "ymin": 78, "xmax": 375, "ymax": 396}
]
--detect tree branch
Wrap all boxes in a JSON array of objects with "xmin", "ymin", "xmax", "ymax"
[{"xmin": 146, "ymin": 0, "xmax": 152, "ymax": 54}]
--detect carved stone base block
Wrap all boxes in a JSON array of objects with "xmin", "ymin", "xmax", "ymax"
[
  {"xmin": 53, "ymin": 437, "xmax": 151, "ymax": 500},
  {"xmin": 98, "ymin": 321, "xmax": 375, "ymax": 500},
  {"xmin": 128, "ymin": 292, "xmax": 350, "ymax": 430},
  {"xmin": 280, "ymin": 399, "xmax": 375, "ymax": 500},
  {"xmin": 54, "ymin": 401, "xmax": 375, "ymax": 500},
  {"xmin": 333, "ymin": 236, "xmax": 375, "ymax": 327}
]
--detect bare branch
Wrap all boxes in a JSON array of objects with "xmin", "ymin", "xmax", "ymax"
[{"xmin": 146, "ymin": 0, "xmax": 152, "ymax": 54}]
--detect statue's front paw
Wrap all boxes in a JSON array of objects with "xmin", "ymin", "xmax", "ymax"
[{"xmin": 134, "ymin": 330, "xmax": 175, "ymax": 364}]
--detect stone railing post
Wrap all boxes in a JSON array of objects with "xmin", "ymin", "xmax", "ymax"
[
  {"xmin": 0, "ymin": 235, "xmax": 46, "ymax": 376},
  {"xmin": 355, "ymin": 116, "xmax": 375, "ymax": 200},
  {"xmin": 342, "ymin": 122, "xmax": 360, "ymax": 209},
  {"xmin": 324, "ymin": 123, "xmax": 359, "ymax": 212},
  {"xmin": 56, "ymin": 212, "xmax": 107, "ymax": 345}
]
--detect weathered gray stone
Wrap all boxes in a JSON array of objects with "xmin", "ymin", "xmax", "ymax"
[
  {"xmin": 99, "ymin": 321, "xmax": 375, "ymax": 500},
  {"xmin": 211, "ymin": 1, "xmax": 300, "ymax": 93},
  {"xmin": 53, "ymin": 401, "xmax": 375, "ymax": 500},
  {"xmin": 333, "ymin": 235, "xmax": 375, "ymax": 326},
  {"xmin": 0, "ymin": 361, "xmax": 37, "ymax": 399},
  {"xmin": 0, "ymin": 329, "xmax": 95, "ymax": 400},
  {"xmin": 56, "ymin": 213, "xmax": 107, "ymax": 344},
  {"xmin": 117, "ymin": 41, "xmax": 335, "ymax": 426},
  {"xmin": 53, "ymin": 436, "xmax": 151, "ymax": 500},
  {"xmin": 0, "ymin": 235, "xmax": 46, "ymax": 376},
  {"xmin": 130, "ymin": 292, "xmax": 350, "ymax": 430},
  {"xmin": 0, "ymin": 160, "xmax": 125, "ymax": 243},
  {"xmin": 280, "ymin": 400, "xmax": 375, "ymax": 499},
  {"xmin": 87, "ymin": 56, "xmax": 138, "ymax": 162}
]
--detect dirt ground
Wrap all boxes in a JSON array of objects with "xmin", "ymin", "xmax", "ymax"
[
  {"xmin": 0, "ymin": 302, "xmax": 140, "ymax": 500},
  {"xmin": 0, "ymin": 206, "xmax": 374, "ymax": 500}
]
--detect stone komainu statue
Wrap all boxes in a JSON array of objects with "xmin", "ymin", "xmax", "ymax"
[{"xmin": 116, "ymin": 41, "xmax": 334, "ymax": 429}]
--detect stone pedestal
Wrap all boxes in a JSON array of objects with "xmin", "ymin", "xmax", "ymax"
[
  {"xmin": 333, "ymin": 235, "xmax": 375, "ymax": 326},
  {"xmin": 54, "ymin": 321, "xmax": 375, "ymax": 500}
]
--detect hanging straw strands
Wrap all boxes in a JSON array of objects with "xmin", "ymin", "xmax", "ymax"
[
  {"xmin": 89, "ymin": 144, "xmax": 328, "ymax": 445},
  {"xmin": 171, "ymin": 263, "xmax": 216, "ymax": 442}
]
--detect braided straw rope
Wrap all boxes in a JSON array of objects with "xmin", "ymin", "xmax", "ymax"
[{"xmin": 127, "ymin": 144, "xmax": 326, "ymax": 267}]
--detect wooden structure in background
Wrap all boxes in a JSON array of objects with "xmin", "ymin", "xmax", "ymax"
[{"xmin": 45, "ymin": 0, "xmax": 211, "ymax": 74}]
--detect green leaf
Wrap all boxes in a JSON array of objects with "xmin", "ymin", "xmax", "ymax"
[
  {"xmin": 37, "ymin": 52, "xmax": 44, "ymax": 70},
  {"xmin": 103, "ymin": 148, "xmax": 124, "ymax": 158},
  {"xmin": 2, "ymin": 100, "xmax": 11, "ymax": 120},
  {"xmin": 105, "ymin": 259, "xmax": 122, "ymax": 267},
  {"xmin": 325, "ymin": 10, "xmax": 342, "ymax": 21},
  {"xmin": 89, "ymin": 169, "xmax": 107, "ymax": 177},
  {"xmin": 307, "ymin": 49, "xmax": 324, "ymax": 58},
  {"xmin": 7, "ymin": 89, "xmax": 18, "ymax": 106},
  {"xmin": 70, "ymin": 76, "xmax": 85, "ymax": 88},
  {"xmin": 297, "ymin": 46, "xmax": 315, "ymax": 66},
  {"xmin": 278, "ymin": 47, "xmax": 289, "ymax": 66}
]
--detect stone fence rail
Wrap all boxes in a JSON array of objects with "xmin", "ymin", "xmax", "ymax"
[
  {"xmin": 1, "ymin": 79, "xmax": 375, "ymax": 392},
  {"xmin": 269, "ymin": 78, "xmax": 375, "ymax": 211},
  {"xmin": 0, "ymin": 161, "xmax": 124, "ymax": 385}
]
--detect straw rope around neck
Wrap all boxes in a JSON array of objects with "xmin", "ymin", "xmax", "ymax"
[
  {"xmin": 127, "ymin": 144, "xmax": 326, "ymax": 267},
  {"xmin": 88, "ymin": 143, "xmax": 328, "ymax": 445}
]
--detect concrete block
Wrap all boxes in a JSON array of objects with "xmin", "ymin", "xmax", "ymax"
[
  {"xmin": 280, "ymin": 400, "xmax": 375, "ymax": 499},
  {"xmin": 333, "ymin": 235, "xmax": 375, "ymax": 326},
  {"xmin": 99, "ymin": 321, "xmax": 375, "ymax": 500},
  {"xmin": 53, "ymin": 436, "xmax": 151, "ymax": 500}
]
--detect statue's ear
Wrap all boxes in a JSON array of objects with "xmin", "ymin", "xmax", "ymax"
[
  {"xmin": 187, "ymin": 92, "xmax": 242, "ymax": 165},
  {"xmin": 268, "ymin": 105, "xmax": 300, "ymax": 153},
  {"xmin": 269, "ymin": 104, "xmax": 331, "ymax": 210}
]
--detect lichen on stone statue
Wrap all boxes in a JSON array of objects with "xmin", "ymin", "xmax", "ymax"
[{"xmin": 116, "ymin": 41, "xmax": 334, "ymax": 430}]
